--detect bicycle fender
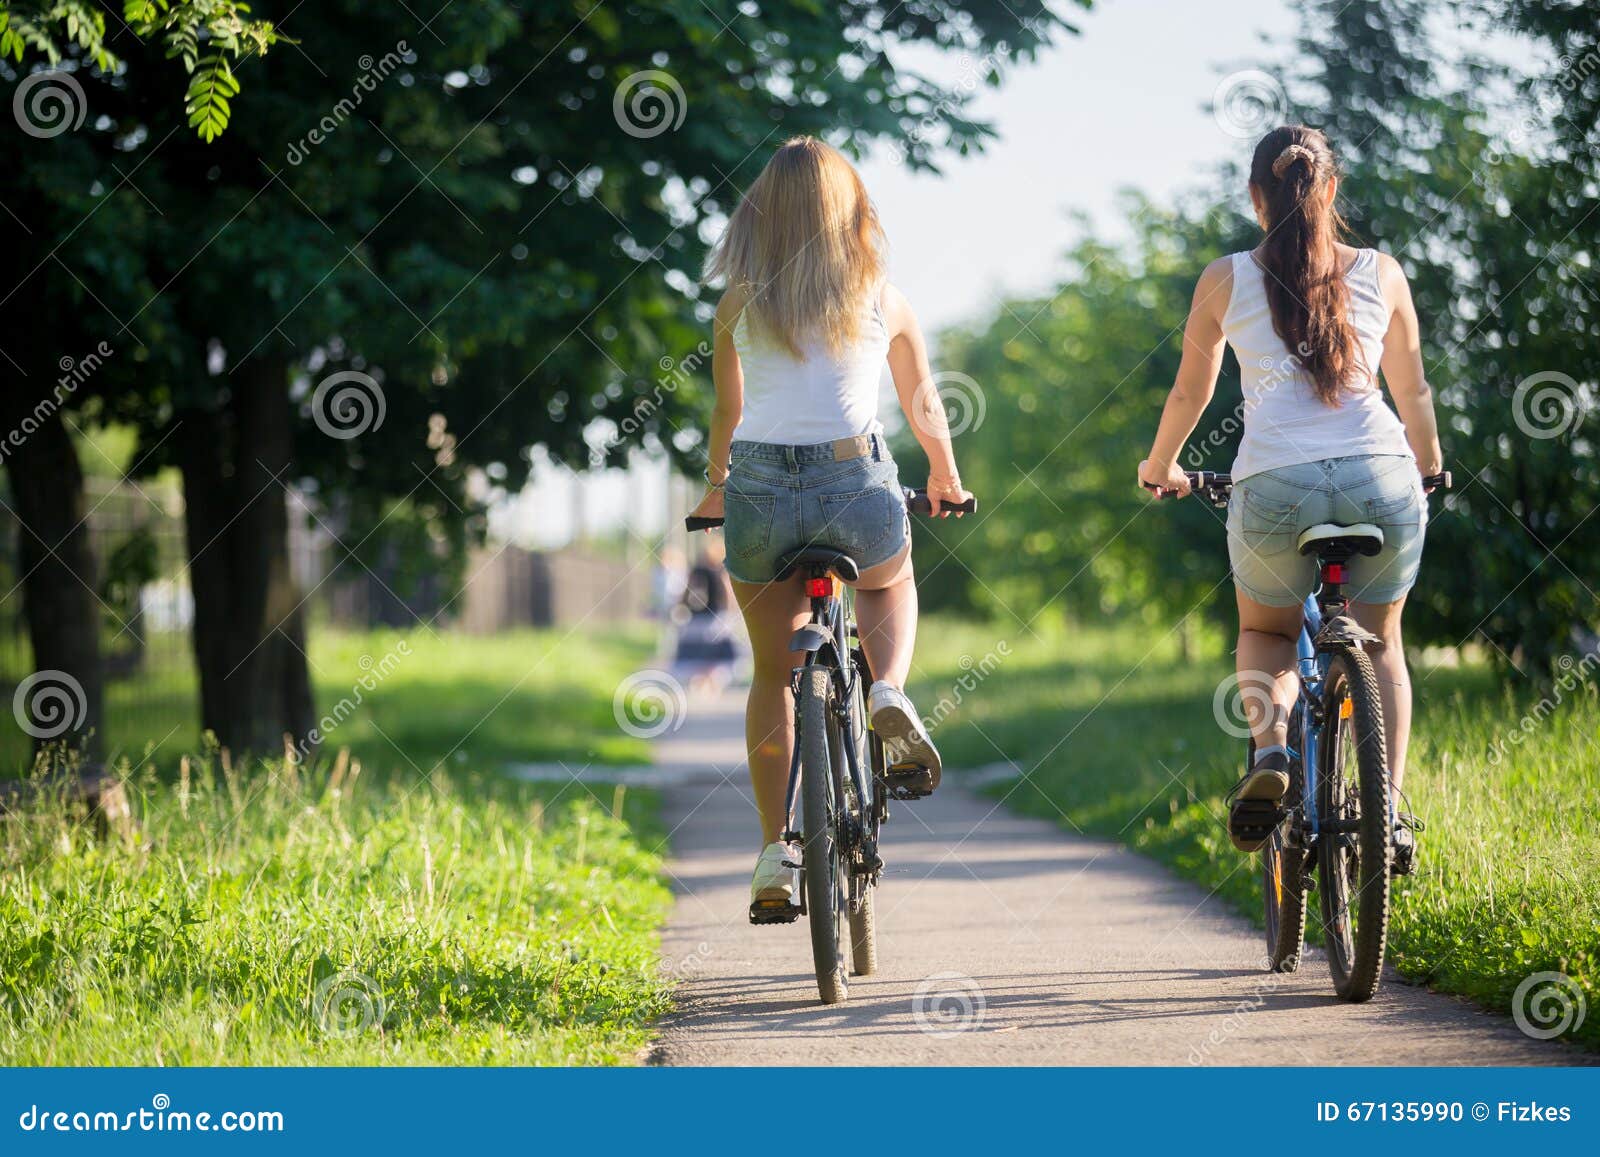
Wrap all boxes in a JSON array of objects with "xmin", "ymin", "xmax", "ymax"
[
  {"xmin": 1315, "ymin": 614, "xmax": 1384, "ymax": 650},
  {"xmin": 789, "ymin": 624, "xmax": 831, "ymax": 653}
]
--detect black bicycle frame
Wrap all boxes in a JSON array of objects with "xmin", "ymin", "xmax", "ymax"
[{"xmin": 780, "ymin": 578, "xmax": 874, "ymax": 844}]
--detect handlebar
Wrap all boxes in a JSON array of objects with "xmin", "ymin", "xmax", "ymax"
[
  {"xmin": 1143, "ymin": 469, "xmax": 1452, "ymax": 508},
  {"xmin": 686, "ymin": 487, "xmax": 976, "ymax": 532}
]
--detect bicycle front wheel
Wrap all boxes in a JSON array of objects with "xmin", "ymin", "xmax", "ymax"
[
  {"xmin": 1315, "ymin": 648, "xmax": 1391, "ymax": 1002},
  {"xmin": 799, "ymin": 665, "xmax": 849, "ymax": 1004}
]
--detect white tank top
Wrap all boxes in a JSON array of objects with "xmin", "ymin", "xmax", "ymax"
[
  {"xmin": 732, "ymin": 296, "xmax": 890, "ymax": 445},
  {"xmin": 1223, "ymin": 248, "xmax": 1413, "ymax": 480}
]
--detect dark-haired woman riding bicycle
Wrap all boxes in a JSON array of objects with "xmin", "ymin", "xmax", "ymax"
[{"xmin": 1137, "ymin": 125, "xmax": 1445, "ymax": 874}]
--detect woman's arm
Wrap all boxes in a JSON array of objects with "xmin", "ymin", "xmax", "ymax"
[
  {"xmin": 688, "ymin": 289, "xmax": 748, "ymax": 523},
  {"xmin": 882, "ymin": 283, "xmax": 973, "ymax": 516},
  {"xmin": 1138, "ymin": 257, "xmax": 1232, "ymax": 497},
  {"xmin": 1375, "ymin": 253, "xmax": 1444, "ymax": 482}
]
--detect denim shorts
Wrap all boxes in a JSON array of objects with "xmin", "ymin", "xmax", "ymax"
[
  {"xmin": 722, "ymin": 434, "xmax": 909, "ymax": 584},
  {"xmin": 1226, "ymin": 454, "xmax": 1427, "ymax": 607}
]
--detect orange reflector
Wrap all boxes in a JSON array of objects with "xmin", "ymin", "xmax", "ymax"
[{"xmin": 1339, "ymin": 698, "xmax": 1353, "ymax": 719}]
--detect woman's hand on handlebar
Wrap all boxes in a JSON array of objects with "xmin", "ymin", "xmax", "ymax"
[
  {"xmin": 688, "ymin": 486, "xmax": 724, "ymax": 528},
  {"xmin": 1137, "ymin": 458, "xmax": 1191, "ymax": 499},
  {"xmin": 925, "ymin": 474, "xmax": 974, "ymax": 518}
]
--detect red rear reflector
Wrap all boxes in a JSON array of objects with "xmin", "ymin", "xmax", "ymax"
[
  {"xmin": 806, "ymin": 578, "xmax": 831, "ymax": 598},
  {"xmin": 1326, "ymin": 563, "xmax": 1347, "ymax": 583}
]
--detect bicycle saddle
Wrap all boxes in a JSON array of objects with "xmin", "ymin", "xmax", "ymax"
[
  {"xmin": 1296, "ymin": 522, "xmax": 1384, "ymax": 559},
  {"xmin": 774, "ymin": 547, "xmax": 861, "ymax": 583}
]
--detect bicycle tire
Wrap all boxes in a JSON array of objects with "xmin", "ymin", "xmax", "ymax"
[
  {"xmin": 1255, "ymin": 733, "xmax": 1307, "ymax": 973},
  {"xmin": 838, "ymin": 662, "xmax": 878, "ymax": 977},
  {"xmin": 1316, "ymin": 647, "xmax": 1391, "ymax": 1002},
  {"xmin": 799, "ymin": 665, "xmax": 849, "ymax": 1004},
  {"xmin": 850, "ymin": 888, "xmax": 878, "ymax": 976}
]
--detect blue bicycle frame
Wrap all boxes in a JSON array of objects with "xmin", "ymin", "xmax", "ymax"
[{"xmin": 1295, "ymin": 592, "xmax": 1328, "ymax": 837}]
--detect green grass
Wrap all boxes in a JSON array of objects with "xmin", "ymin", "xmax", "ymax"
[
  {"xmin": 6, "ymin": 626, "xmax": 657, "ymax": 774},
  {"xmin": 908, "ymin": 616, "xmax": 1600, "ymax": 1049},
  {"xmin": 0, "ymin": 626, "xmax": 672, "ymax": 1065}
]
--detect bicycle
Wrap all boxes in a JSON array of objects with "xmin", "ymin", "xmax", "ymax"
[
  {"xmin": 1152, "ymin": 468, "xmax": 1449, "ymax": 1001},
  {"xmin": 687, "ymin": 487, "xmax": 975, "ymax": 1004}
]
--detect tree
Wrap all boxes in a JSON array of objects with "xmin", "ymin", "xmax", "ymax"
[
  {"xmin": 1278, "ymin": 0, "xmax": 1599, "ymax": 665},
  {"xmin": 923, "ymin": 199, "xmax": 1253, "ymax": 642},
  {"xmin": 1, "ymin": 0, "xmax": 277, "ymax": 760},
  {"xmin": 4, "ymin": 0, "xmax": 1091, "ymax": 754},
  {"xmin": 1, "ymin": 0, "xmax": 280, "ymax": 139},
  {"xmin": 933, "ymin": 0, "xmax": 1599, "ymax": 670}
]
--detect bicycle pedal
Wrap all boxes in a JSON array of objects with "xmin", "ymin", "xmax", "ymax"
[
  {"xmin": 885, "ymin": 765, "xmax": 934, "ymax": 800},
  {"xmin": 748, "ymin": 899, "xmax": 801, "ymax": 925},
  {"xmin": 1228, "ymin": 798, "xmax": 1285, "ymax": 846}
]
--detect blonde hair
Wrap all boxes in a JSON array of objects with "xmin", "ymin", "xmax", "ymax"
[{"xmin": 704, "ymin": 137, "xmax": 886, "ymax": 359}]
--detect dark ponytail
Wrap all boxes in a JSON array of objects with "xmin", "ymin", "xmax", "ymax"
[{"xmin": 1249, "ymin": 126, "xmax": 1363, "ymax": 406}]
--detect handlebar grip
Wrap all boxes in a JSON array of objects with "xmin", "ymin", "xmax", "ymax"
[
  {"xmin": 904, "ymin": 488, "xmax": 977, "ymax": 516},
  {"xmin": 684, "ymin": 516, "xmax": 725, "ymax": 531},
  {"xmin": 1422, "ymin": 471, "xmax": 1452, "ymax": 491}
]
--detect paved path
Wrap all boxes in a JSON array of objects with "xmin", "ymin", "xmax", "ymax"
[{"xmin": 651, "ymin": 691, "xmax": 1574, "ymax": 1066}]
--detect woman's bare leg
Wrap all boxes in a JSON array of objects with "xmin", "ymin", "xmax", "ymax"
[
  {"xmin": 731, "ymin": 575, "xmax": 809, "ymax": 845},
  {"xmin": 1234, "ymin": 591, "xmax": 1303, "ymax": 751},
  {"xmin": 850, "ymin": 544, "xmax": 915, "ymax": 688},
  {"xmin": 1351, "ymin": 596, "xmax": 1410, "ymax": 790}
]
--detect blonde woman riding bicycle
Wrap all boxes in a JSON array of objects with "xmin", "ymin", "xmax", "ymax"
[{"xmin": 689, "ymin": 137, "xmax": 973, "ymax": 908}]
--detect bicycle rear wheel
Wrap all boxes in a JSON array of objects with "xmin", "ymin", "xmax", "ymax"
[
  {"xmin": 1256, "ymin": 733, "xmax": 1307, "ymax": 973},
  {"xmin": 1316, "ymin": 648, "xmax": 1391, "ymax": 1002},
  {"xmin": 799, "ymin": 665, "xmax": 849, "ymax": 1004}
]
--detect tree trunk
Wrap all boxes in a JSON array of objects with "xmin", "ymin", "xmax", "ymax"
[
  {"xmin": 4, "ymin": 407, "xmax": 104, "ymax": 760},
  {"xmin": 178, "ymin": 359, "xmax": 315, "ymax": 755}
]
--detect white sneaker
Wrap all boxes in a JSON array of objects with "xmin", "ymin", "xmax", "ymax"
[
  {"xmin": 868, "ymin": 680, "xmax": 942, "ymax": 789},
  {"xmin": 750, "ymin": 841, "xmax": 797, "ymax": 904}
]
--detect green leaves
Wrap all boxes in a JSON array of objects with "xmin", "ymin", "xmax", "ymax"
[
  {"xmin": 1, "ymin": 0, "xmax": 278, "ymax": 139},
  {"xmin": 184, "ymin": 50, "xmax": 238, "ymax": 142}
]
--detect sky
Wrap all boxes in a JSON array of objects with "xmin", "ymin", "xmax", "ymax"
[
  {"xmin": 516, "ymin": 0, "xmax": 1303, "ymax": 544},
  {"xmin": 858, "ymin": 0, "xmax": 1299, "ymax": 332}
]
